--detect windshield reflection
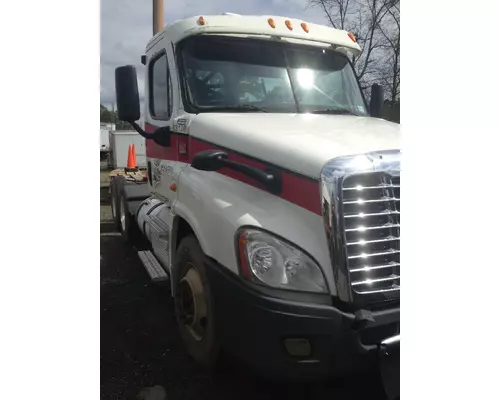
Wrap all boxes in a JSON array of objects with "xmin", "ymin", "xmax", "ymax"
[{"xmin": 179, "ymin": 35, "xmax": 367, "ymax": 116}]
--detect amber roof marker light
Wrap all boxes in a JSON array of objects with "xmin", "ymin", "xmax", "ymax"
[
  {"xmin": 198, "ymin": 16, "xmax": 206, "ymax": 25},
  {"xmin": 301, "ymin": 22, "xmax": 309, "ymax": 33},
  {"xmin": 268, "ymin": 18, "xmax": 276, "ymax": 28},
  {"xmin": 285, "ymin": 20, "xmax": 293, "ymax": 30},
  {"xmin": 348, "ymin": 32, "xmax": 357, "ymax": 42}
]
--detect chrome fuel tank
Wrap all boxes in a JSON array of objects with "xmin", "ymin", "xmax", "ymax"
[{"xmin": 136, "ymin": 197, "xmax": 172, "ymax": 270}]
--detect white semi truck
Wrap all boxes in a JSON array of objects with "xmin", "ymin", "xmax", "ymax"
[{"xmin": 111, "ymin": 11, "xmax": 400, "ymax": 398}]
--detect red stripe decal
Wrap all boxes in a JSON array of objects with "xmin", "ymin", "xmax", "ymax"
[{"xmin": 145, "ymin": 123, "xmax": 321, "ymax": 215}]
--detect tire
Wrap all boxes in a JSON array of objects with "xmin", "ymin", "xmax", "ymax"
[
  {"xmin": 110, "ymin": 177, "xmax": 124, "ymax": 231},
  {"xmin": 118, "ymin": 194, "xmax": 132, "ymax": 241},
  {"xmin": 173, "ymin": 235, "xmax": 220, "ymax": 368},
  {"xmin": 117, "ymin": 188, "xmax": 142, "ymax": 246}
]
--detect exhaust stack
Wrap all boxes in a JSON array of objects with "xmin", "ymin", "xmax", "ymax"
[{"xmin": 153, "ymin": 0, "xmax": 164, "ymax": 35}]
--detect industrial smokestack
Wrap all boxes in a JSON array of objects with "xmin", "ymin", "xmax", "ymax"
[{"xmin": 153, "ymin": 0, "xmax": 164, "ymax": 35}]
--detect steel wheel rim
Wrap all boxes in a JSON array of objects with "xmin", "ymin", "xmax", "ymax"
[
  {"xmin": 120, "ymin": 198, "xmax": 126, "ymax": 232},
  {"xmin": 177, "ymin": 262, "xmax": 208, "ymax": 342},
  {"xmin": 111, "ymin": 194, "xmax": 116, "ymax": 219}
]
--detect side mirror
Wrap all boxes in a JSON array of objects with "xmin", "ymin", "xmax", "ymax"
[
  {"xmin": 115, "ymin": 65, "xmax": 170, "ymax": 145},
  {"xmin": 192, "ymin": 150, "xmax": 228, "ymax": 171},
  {"xmin": 115, "ymin": 65, "xmax": 141, "ymax": 122},
  {"xmin": 369, "ymin": 83, "xmax": 384, "ymax": 118}
]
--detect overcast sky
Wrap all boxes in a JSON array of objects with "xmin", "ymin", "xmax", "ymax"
[{"xmin": 100, "ymin": 0, "xmax": 327, "ymax": 108}]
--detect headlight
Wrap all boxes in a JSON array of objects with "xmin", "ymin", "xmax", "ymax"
[{"xmin": 237, "ymin": 229, "xmax": 328, "ymax": 293}]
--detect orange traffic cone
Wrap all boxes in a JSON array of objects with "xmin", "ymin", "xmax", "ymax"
[
  {"xmin": 125, "ymin": 144, "xmax": 138, "ymax": 172},
  {"xmin": 131, "ymin": 144, "xmax": 137, "ymax": 167}
]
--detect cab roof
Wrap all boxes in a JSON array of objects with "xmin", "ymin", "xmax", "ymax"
[{"xmin": 146, "ymin": 14, "xmax": 361, "ymax": 56}]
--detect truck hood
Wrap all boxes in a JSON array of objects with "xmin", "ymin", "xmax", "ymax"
[{"xmin": 188, "ymin": 113, "xmax": 400, "ymax": 179}]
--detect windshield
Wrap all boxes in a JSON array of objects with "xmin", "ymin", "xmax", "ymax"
[{"xmin": 178, "ymin": 35, "xmax": 367, "ymax": 116}]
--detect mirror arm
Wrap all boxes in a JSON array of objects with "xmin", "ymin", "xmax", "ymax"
[
  {"xmin": 191, "ymin": 149, "xmax": 282, "ymax": 194},
  {"xmin": 224, "ymin": 160, "xmax": 282, "ymax": 194},
  {"xmin": 129, "ymin": 121, "xmax": 155, "ymax": 140}
]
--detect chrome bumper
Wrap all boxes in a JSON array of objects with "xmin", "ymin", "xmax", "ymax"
[
  {"xmin": 379, "ymin": 334, "xmax": 400, "ymax": 400},
  {"xmin": 381, "ymin": 334, "xmax": 400, "ymax": 347}
]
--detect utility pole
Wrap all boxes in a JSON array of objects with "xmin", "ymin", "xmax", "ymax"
[{"xmin": 153, "ymin": 0, "xmax": 164, "ymax": 35}]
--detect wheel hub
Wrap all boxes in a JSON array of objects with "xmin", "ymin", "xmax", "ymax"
[
  {"xmin": 111, "ymin": 194, "xmax": 116, "ymax": 219},
  {"xmin": 177, "ymin": 263, "xmax": 208, "ymax": 342},
  {"xmin": 120, "ymin": 198, "xmax": 126, "ymax": 232}
]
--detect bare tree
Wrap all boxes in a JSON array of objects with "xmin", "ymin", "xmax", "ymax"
[
  {"xmin": 377, "ymin": 1, "xmax": 400, "ymax": 104},
  {"xmin": 308, "ymin": 0, "xmax": 400, "ymax": 104}
]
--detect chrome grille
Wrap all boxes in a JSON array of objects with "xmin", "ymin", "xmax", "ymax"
[{"xmin": 342, "ymin": 173, "xmax": 400, "ymax": 295}]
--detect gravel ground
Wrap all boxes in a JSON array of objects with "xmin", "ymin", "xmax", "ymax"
[{"xmin": 100, "ymin": 167, "xmax": 388, "ymax": 400}]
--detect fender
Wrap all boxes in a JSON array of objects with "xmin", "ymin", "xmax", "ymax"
[
  {"xmin": 174, "ymin": 164, "xmax": 338, "ymax": 295},
  {"xmin": 171, "ymin": 202, "xmax": 211, "ymax": 260},
  {"xmin": 168, "ymin": 203, "xmax": 211, "ymax": 296}
]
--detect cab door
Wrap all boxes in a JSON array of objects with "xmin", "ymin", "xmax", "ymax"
[{"xmin": 145, "ymin": 45, "xmax": 180, "ymax": 207}]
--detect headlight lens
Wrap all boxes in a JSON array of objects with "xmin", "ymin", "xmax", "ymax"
[{"xmin": 238, "ymin": 229, "xmax": 328, "ymax": 293}]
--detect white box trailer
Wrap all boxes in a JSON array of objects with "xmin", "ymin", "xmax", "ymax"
[
  {"xmin": 100, "ymin": 129, "xmax": 111, "ymax": 161},
  {"xmin": 100, "ymin": 129, "xmax": 110, "ymax": 151},
  {"xmin": 108, "ymin": 130, "xmax": 147, "ymax": 169}
]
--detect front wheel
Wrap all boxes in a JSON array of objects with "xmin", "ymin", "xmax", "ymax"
[
  {"xmin": 117, "ymin": 185, "xmax": 142, "ymax": 247},
  {"xmin": 110, "ymin": 177, "xmax": 124, "ymax": 231},
  {"xmin": 173, "ymin": 236, "xmax": 220, "ymax": 368}
]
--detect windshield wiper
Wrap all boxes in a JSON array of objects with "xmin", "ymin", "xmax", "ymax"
[
  {"xmin": 198, "ymin": 104, "xmax": 268, "ymax": 113},
  {"xmin": 309, "ymin": 108, "xmax": 358, "ymax": 116}
]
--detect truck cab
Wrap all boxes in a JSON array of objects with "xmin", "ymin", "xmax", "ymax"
[{"xmin": 112, "ymin": 13, "xmax": 400, "ymax": 392}]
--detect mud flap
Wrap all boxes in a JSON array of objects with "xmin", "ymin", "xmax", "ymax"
[{"xmin": 379, "ymin": 336, "xmax": 400, "ymax": 400}]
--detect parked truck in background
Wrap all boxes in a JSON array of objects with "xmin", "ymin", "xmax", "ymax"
[
  {"xmin": 111, "ymin": 11, "xmax": 400, "ymax": 399},
  {"xmin": 100, "ymin": 123, "xmax": 113, "ymax": 161},
  {"xmin": 107, "ymin": 130, "xmax": 147, "ymax": 169}
]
